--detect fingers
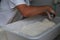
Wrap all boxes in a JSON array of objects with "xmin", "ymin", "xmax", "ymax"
[
  {"xmin": 46, "ymin": 11, "xmax": 56, "ymax": 20},
  {"xmin": 47, "ymin": 6, "xmax": 56, "ymax": 16},
  {"xmin": 46, "ymin": 12, "xmax": 53, "ymax": 20}
]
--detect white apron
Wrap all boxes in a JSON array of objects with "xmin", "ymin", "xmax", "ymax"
[{"xmin": 0, "ymin": 0, "xmax": 30, "ymax": 26}]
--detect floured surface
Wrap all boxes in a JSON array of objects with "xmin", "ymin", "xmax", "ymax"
[
  {"xmin": 20, "ymin": 19, "xmax": 56, "ymax": 36},
  {"xmin": 2, "ymin": 16, "xmax": 58, "ymax": 37}
]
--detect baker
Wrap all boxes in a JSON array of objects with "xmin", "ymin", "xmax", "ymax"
[{"xmin": 0, "ymin": 0, "xmax": 56, "ymax": 25}]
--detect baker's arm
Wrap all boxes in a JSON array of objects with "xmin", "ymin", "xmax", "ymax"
[
  {"xmin": 10, "ymin": 0, "xmax": 55, "ymax": 17},
  {"xmin": 16, "ymin": 4, "xmax": 55, "ymax": 17}
]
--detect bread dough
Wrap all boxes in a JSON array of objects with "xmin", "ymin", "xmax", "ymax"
[{"xmin": 20, "ymin": 19, "xmax": 56, "ymax": 36}]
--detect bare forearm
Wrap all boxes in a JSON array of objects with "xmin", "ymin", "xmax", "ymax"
[{"xmin": 16, "ymin": 4, "xmax": 50, "ymax": 17}]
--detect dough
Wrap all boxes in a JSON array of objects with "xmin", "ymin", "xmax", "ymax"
[{"xmin": 20, "ymin": 19, "xmax": 56, "ymax": 36}]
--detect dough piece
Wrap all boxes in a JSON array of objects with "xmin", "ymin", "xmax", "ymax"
[
  {"xmin": 11, "ymin": 19, "xmax": 54, "ymax": 37},
  {"xmin": 21, "ymin": 19, "xmax": 56, "ymax": 36}
]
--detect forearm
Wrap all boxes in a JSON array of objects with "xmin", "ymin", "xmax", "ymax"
[{"xmin": 16, "ymin": 4, "xmax": 50, "ymax": 17}]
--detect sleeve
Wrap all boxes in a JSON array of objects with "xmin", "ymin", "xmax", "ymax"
[{"xmin": 10, "ymin": 0, "xmax": 26, "ymax": 8}]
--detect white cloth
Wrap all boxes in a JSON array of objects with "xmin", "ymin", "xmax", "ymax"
[
  {"xmin": 0, "ymin": 0, "xmax": 27, "ymax": 10},
  {"xmin": 0, "ymin": 0, "xmax": 29, "ymax": 25},
  {"xmin": 0, "ymin": 9, "xmax": 17, "ymax": 26}
]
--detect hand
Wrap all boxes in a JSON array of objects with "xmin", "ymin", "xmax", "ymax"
[
  {"xmin": 46, "ymin": 6, "xmax": 56, "ymax": 20},
  {"xmin": 47, "ymin": 6, "xmax": 56, "ymax": 16}
]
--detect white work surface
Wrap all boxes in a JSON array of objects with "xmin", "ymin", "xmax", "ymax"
[{"xmin": 1, "ymin": 15, "xmax": 60, "ymax": 40}]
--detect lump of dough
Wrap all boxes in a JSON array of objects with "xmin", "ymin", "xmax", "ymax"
[{"xmin": 20, "ymin": 19, "xmax": 56, "ymax": 36}]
